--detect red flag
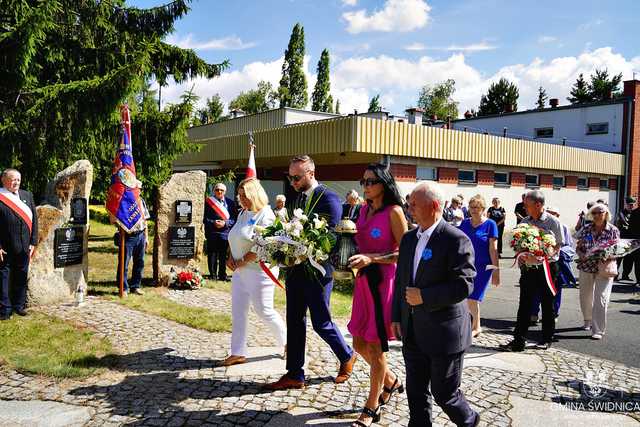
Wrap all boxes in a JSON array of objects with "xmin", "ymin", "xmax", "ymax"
[{"xmin": 246, "ymin": 132, "xmax": 256, "ymax": 179}]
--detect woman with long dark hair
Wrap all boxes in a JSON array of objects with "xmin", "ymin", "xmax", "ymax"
[{"xmin": 347, "ymin": 163, "xmax": 408, "ymax": 426}]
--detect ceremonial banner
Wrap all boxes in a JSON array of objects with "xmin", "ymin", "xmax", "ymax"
[{"xmin": 105, "ymin": 105, "xmax": 145, "ymax": 233}]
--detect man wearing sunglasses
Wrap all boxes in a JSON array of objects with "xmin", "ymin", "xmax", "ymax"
[{"xmin": 264, "ymin": 155, "xmax": 356, "ymax": 390}]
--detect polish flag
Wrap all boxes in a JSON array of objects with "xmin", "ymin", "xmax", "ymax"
[{"xmin": 246, "ymin": 132, "xmax": 257, "ymax": 179}]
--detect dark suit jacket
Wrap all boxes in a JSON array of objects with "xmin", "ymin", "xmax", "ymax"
[
  {"xmin": 204, "ymin": 196, "xmax": 237, "ymax": 242},
  {"xmin": 286, "ymin": 184, "xmax": 342, "ymax": 282},
  {"xmin": 0, "ymin": 189, "xmax": 38, "ymax": 255},
  {"xmin": 341, "ymin": 203, "xmax": 361, "ymax": 221},
  {"xmin": 392, "ymin": 220, "xmax": 475, "ymax": 355}
]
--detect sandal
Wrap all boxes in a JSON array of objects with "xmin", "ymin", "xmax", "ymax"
[
  {"xmin": 351, "ymin": 406, "xmax": 380, "ymax": 427},
  {"xmin": 378, "ymin": 372, "xmax": 404, "ymax": 406},
  {"xmin": 221, "ymin": 355, "xmax": 246, "ymax": 366}
]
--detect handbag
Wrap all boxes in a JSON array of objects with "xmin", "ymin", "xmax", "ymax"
[{"xmin": 597, "ymin": 259, "xmax": 618, "ymax": 278}]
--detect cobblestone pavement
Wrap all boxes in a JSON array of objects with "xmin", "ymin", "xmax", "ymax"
[{"xmin": 1, "ymin": 287, "xmax": 639, "ymax": 426}]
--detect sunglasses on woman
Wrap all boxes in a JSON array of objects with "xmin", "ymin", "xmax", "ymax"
[{"xmin": 360, "ymin": 178, "xmax": 382, "ymax": 187}]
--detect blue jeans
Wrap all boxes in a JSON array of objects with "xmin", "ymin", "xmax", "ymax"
[{"xmin": 116, "ymin": 231, "xmax": 146, "ymax": 291}]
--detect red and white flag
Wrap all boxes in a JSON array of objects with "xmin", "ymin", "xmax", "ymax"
[{"xmin": 246, "ymin": 132, "xmax": 256, "ymax": 179}]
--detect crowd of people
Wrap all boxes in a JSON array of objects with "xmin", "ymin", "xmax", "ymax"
[{"xmin": 3, "ymin": 159, "xmax": 640, "ymax": 426}]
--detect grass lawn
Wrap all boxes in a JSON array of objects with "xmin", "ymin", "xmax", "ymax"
[{"xmin": 0, "ymin": 313, "xmax": 113, "ymax": 378}]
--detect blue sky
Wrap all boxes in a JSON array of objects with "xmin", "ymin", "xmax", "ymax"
[{"xmin": 130, "ymin": 0, "xmax": 640, "ymax": 116}]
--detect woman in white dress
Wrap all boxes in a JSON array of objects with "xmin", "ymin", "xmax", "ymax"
[{"xmin": 222, "ymin": 178, "xmax": 286, "ymax": 366}]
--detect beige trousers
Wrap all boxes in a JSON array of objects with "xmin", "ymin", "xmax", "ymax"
[{"xmin": 578, "ymin": 270, "xmax": 613, "ymax": 335}]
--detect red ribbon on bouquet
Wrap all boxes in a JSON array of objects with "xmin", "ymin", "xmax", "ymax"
[
  {"xmin": 259, "ymin": 261, "xmax": 285, "ymax": 290},
  {"xmin": 514, "ymin": 252, "xmax": 557, "ymax": 297}
]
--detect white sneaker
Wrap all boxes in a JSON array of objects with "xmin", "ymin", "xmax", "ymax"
[
  {"xmin": 583, "ymin": 321, "xmax": 592, "ymax": 330},
  {"xmin": 591, "ymin": 334, "xmax": 602, "ymax": 340}
]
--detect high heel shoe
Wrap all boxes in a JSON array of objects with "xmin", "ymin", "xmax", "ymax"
[
  {"xmin": 351, "ymin": 405, "xmax": 380, "ymax": 427},
  {"xmin": 378, "ymin": 372, "xmax": 404, "ymax": 406}
]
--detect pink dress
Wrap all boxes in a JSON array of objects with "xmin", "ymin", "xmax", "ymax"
[{"xmin": 347, "ymin": 204, "xmax": 398, "ymax": 343}]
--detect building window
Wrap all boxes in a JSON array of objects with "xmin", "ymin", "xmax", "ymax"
[
  {"xmin": 494, "ymin": 172, "xmax": 510, "ymax": 186},
  {"xmin": 458, "ymin": 169, "xmax": 476, "ymax": 184},
  {"xmin": 416, "ymin": 166, "xmax": 437, "ymax": 181},
  {"xmin": 553, "ymin": 176, "xmax": 565, "ymax": 189},
  {"xmin": 535, "ymin": 127, "xmax": 554, "ymax": 138},
  {"xmin": 525, "ymin": 174, "xmax": 539, "ymax": 188},
  {"xmin": 577, "ymin": 177, "xmax": 588, "ymax": 190},
  {"xmin": 586, "ymin": 122, "xmax": 609, "ymax": 135},
  {"xmin": 600, "ymin": 179, "xmax": 609, "ymax": 191}
]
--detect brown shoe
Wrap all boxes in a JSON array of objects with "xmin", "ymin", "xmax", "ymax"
[
  {"xmin": 335, "ymin": 353, "xmax": 357, "ymax": 384},
  {"xmin": 262, "ymin": 374, "xmax": 305, "ymax": 391},
  {"xmin": 221, "ymin": 355, "xmax": 246, "ymax": 366}
]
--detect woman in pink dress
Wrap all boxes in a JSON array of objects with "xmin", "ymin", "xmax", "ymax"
[{"xmin": 348, "ymin": 163, "xmax": 408, "ymax": 426}]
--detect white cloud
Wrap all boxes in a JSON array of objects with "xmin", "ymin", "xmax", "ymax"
[
  {"xmin": 165, "ymin": 33, "xmax": 256, "ymax": 51},
  {"xmin": 443, "ymin": 42, "xmax": 497, "ymax": 52},
  {"xmin": 341, "ymin": 0, "xmax": 358, "ymax": 6},
  {"xmin": 405, "ymin": 42, "xmax": 426, "ymax": 51},
  {"xmin": 157, "ymin": 47, "xmax": 640, "ymax": 119},
  {"xmin": 343, "ymin": 0, "xmax": 431, "ymax": 33},
  {"xmin": 578, "ymin": 19, "xmax": 603, "ymax": 31},
  {"xmin": 538, "ymin": 35, "xmax": 557, "ymax": 44}
]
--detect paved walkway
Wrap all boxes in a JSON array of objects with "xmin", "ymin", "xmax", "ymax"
[{"xmin": 1, "ymin": 287, "xmax": 639, "ymax": 426}]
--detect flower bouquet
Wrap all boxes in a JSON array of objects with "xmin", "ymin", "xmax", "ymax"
[
  {"xmin": 169, "ymin": 268, "xmax": 205, "ymax": 290},
  {"xmin": 510, "ymin": 223, "xmax": 557, "ymax": 267},
  {"xmin": 252, "ymin": 207, "xmax": 336, "ymax": 278},
  {"xmin": 582, "ymin": 239, "xmax": 640, "ymax": 262}
]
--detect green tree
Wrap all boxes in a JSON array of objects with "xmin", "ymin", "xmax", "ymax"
[
  {"xmin": 478, "ymin": 78, "xmax": 519, "ymax": 116},
  {"xmin": 311, "ymin": 49, "xmax": 333, "ymax": 112},
  {"xmin": 589, "ymin": 68, "xmax": 623, "ymax": 101},
  {"xmin": 417, "ymin": 79, "xmax": 458, "ymax": 119},
  {"xmin": 368, "ymin": 94, "xmax": 382, "ymax": 112},
  {"xmin": 567, "ymin": 73, "xmax": 592, "ymax": 104},
  {"xmin": 536, "ymin": 86, "xmax": 548, "ymax": 109},
  {"xmin": 0, "ymin": 0, "xmax": 227, "ymax": 200},
  {"xmin": 196, "ymin": 94, "xmax": 224, "ymax": 125},
  {"xmin": 278, "ymin": 23, "xmax": 308, "ymax": 108},
  {"xmin": 229, "ymin": 81, "xmax": 277, "ymax": 114}
]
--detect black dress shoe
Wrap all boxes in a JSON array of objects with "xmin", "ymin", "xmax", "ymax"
[
  {"xmin": 15, "ymin": 309, "xmax": 27, "ymax": 316},
  {"xmin": 0, "ymin": 313, "xmax": 11, "ymax": 321},
  {"xmin": 499, "ymin": 339, "xmax": 525, "ymax": 352}
]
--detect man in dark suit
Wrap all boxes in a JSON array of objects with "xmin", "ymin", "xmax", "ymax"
[
  {"xmin": 392, "ymin": 181, "xmax": 479, "ymax": 426},
  {"xmin": 204, "ymin": 183, "xmax": 237, "ymax": 281},
  {"xmin": 264, "ymin": 155, "xmax": 356, "ymax": 390},
  {"xmin": 0, "ymin": 169, "xmax": 38, "ymax": 320},
  {"xmin": 341, "ymin": 189, "xmax": 361, "ymax": 221}
]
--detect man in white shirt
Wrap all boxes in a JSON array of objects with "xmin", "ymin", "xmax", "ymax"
[
  {"xmin": 0, "ymin": 169, "xmax": 38, "ymax": 320},
  {"xmin": 392, "ymin": 182, "xmax": 478, "ymax": 426}
]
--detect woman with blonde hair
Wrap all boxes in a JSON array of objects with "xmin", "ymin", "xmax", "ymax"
[
  {"xmin": 222, "ymin": 178, "xmax": 286, "ymax": 366},
  {"xmin": 575, "ymin": 203, "xmax": 620, "ymax": 340},
  {"xmin": 458, "ymin": 194, "xmax": 500, "ymax": 337}
]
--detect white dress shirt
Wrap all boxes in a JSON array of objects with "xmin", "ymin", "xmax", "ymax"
[{"xmin": 413, "ymin": 217, "xmax": 442, "ymax": 281}]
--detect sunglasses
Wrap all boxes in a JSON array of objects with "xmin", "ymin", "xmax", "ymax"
[
  {"xmin": 287, "ymin": 171, "xmax": 309, "ymax": 183},
  {"xmin": 214, "ymin": 189, "xmax": 224, "ymax": 192},
  {"xmin": 360, "ymin": 178, "xmax": 382, "ymax": 187}
]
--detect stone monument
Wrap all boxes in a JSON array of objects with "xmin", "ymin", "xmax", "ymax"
[
  {"xmin": 28, "ymin": 160, "xmax": 93, "ymax": 305},
  {"xmin": 154, "ymin": 171, "xmax": 206, "ymax": 286}
]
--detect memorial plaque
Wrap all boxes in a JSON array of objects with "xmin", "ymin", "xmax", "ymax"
[
  {"xmin": 168, "ymin": 226, "xmax": 195, "ymax": 259},
  {"xmin": 54, "ymin": 226, "xmax": 84, "ymax": 268},
  {"xmin": 70, "ymin": 197, "xmax": 88, "ymax": 225},
  {"xmin": 174, "ymin": 200, "xmax": 192, "ymax": 224}
]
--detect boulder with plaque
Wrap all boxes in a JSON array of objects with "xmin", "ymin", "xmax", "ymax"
[
  {"xmin": 153, "ymin": 171, "xmax": 206, "ymax": 286},
  {"xmin": 28, "ymin": 160, "xmax": 93, "ymax": 306}
]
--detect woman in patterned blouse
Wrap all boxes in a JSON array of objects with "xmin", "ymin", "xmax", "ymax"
[{"xmin": 575, "ymin": 203, "xmax": 620, "ymax": 340}]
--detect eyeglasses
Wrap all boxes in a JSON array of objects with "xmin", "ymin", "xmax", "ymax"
[
  {"xmin": 360, "ymin": 178, "xmax": 382, "ymax": 187},
  {"xmin": 592, "ymin": 211, "xmax": 605, "ymax": 215},
  {"xmin": 214, "ymin": 189, "xmax": 224, "ymax": 192}
]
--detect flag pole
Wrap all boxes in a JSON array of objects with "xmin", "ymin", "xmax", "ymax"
[{"xmin": 118, "ymin": 225, "xmax": 125, "ymax": 298}]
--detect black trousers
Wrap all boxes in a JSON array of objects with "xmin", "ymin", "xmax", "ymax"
[
  {"xmin": 618, "ymin": 251, "xmax": 639, "ymax": 282},
  {"xmin": 514, "ymin": 262, "xmax": 559, "ymax": 343},
  {"xmin": 403, "ymin": 324, "xmax": 478, "ymax": 427},
  {"xmin": 0, "ymin": 251, "xmax": 29, "ymax": 315},
  {"xmin": 207, "ymin": 245, "xmax": 228, "ymax": 280},
  {"xmin": 497, "ymin": 225, "xmax": 504, "ymax": 254}
]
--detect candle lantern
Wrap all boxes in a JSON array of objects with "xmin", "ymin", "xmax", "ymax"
[{"xmin": 332, "ymin": 218, "xmax": 358, "ymax": 280}]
